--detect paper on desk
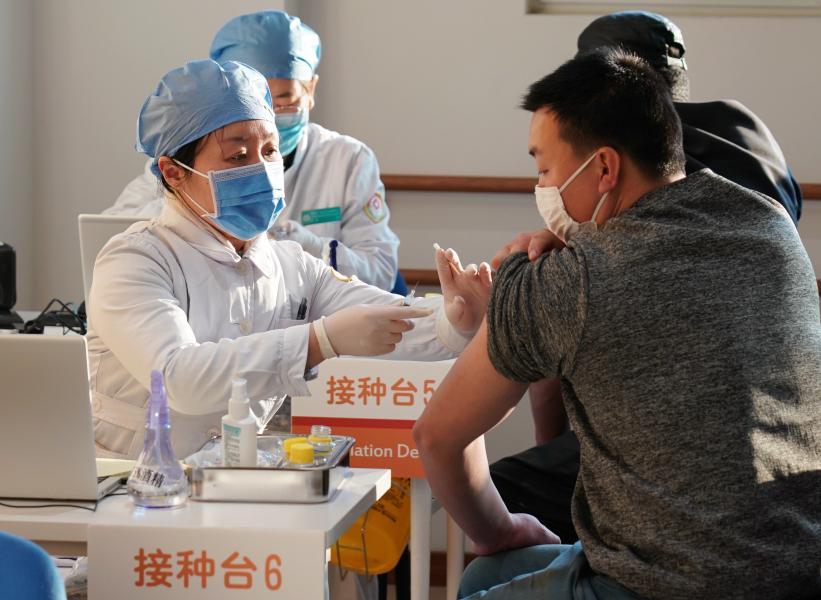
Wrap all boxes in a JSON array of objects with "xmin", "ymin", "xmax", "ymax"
[{"xmin": 95, "ymin": 458, "xmax": 136, "ymax": 478}]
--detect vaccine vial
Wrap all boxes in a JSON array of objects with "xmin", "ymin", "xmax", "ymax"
[{"xmin": 308, "ymin": 424, "xmax": 333, "ymax": 453}]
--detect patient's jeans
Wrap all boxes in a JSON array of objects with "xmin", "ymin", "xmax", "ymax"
[{"xmin": 458, "ymin": 542, "xmax": 640, "ymax": 600}]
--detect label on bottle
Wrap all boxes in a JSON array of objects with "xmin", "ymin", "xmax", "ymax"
[
  {"xmin": 223, "ymin": 423, "xmax": 241, "ymax": 466},
  {"xmin": 130, "ymin": 466, "xmax": 166, "ymax": 488}
]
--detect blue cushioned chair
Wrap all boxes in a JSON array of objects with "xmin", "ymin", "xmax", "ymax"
[{"xmin": 0, "ymin": 531, "xmax": 66, "ymax": 600}]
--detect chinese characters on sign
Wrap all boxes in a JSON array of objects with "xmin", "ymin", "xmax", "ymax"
[
  {"xmin": 326, "ymin": 376, "xmax": 438, "ymax": 407},
  {"xmin": 292, "ymin": 357, "xmax": 456, "ymax": 477},
  {"xmin": 133, "ymin": 548, "xmax": 282, "ymax": 591}
]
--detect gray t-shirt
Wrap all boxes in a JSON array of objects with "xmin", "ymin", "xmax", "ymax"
[{"xmin": 488, "ymin": 170, "xmax": 821, "ymax": 599}]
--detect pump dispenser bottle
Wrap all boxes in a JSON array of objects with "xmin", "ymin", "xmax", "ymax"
[
  {"xmin": 222, "ymin": 378, "xmax": 257, "ymax": 467},
  {"xmin": 127, "ymin": 370, "xmax": 188, "ymax": 507}
]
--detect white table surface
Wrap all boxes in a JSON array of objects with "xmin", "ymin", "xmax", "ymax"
[{"xmin": 0, "ymin": 467, "xmax": 390, "ymax": 553}]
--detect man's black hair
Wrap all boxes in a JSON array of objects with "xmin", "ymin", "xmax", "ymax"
[{"xmin": 522, "ymin": 48, "xmax": 685, "ymax": 179}]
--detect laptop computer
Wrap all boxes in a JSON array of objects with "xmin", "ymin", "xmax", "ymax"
[
  {"xmin": 0, "ymin": 335, "xmax": 122, "ymax": 501},
  {"xmin": 78, "ymin": 214, "xmax": 143, "ymax": 302}
]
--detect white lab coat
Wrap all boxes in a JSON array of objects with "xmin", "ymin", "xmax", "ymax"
[
  {"xmin": 87, "ymin": 200, "xmax": 466, "ymax": 460},
  {"xmin": 104, "ymin": 123, "xmax": 399, "ymax": 290}
]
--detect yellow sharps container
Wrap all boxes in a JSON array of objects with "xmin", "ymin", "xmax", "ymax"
[{"xmin": 330, "ymin": 477, "xmax": 411, "ymax": 576}]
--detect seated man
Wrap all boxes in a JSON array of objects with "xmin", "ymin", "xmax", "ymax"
[
  {"xmin": 490, "ymin": 10, "xmax": 805, "ymax": 544},
  {"xmin": 414, "ymin": 49, "xmax": 820, "ymax": 598}
]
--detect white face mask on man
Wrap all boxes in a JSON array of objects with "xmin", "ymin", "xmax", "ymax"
[{"xmin": 535, "ymin": 151, "xmax": 609, "ymax": 243}]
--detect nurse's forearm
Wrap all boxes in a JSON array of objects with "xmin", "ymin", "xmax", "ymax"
[{"xmin": 160, "ymin": 325, "xmax": 317, "ymax": 415}]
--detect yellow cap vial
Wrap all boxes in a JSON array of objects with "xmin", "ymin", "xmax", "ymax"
[
  {"xmin": 289, "ymin": 442, "xmax": 315, "ymax": 465},
  {"xmin": 283, "ymin": 436, "xmax": 308, "ymax": 457}
]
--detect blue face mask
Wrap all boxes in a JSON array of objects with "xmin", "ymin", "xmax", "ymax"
[
  {"xmin": 275, "ymin": 108, "xmax": 309, "ymax": 156},
  {"xmin": 175, "ymin": 159, "xmax": 286, "ymax": 240}
]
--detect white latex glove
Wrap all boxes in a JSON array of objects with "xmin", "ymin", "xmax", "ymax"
[
  {"xmin": 434, "ymin": 243, "xmax": 492, "ymax": 336},
  {"xmin": 319, "ymin": 304, "xmax": 433, "ymax": 357},
  {"xmin": 272, "ymin": 219, "xmax": 324, "ymax": 257}
]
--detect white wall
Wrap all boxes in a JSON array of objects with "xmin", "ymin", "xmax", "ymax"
[
  {"xmin": 24, "ymin": 0, "xmax": 821, "ymax": 301},
  {"xmin": 301, "ymin": 0, "xmax": 821, "ymax": 176},
  {"xmin": 298, "ymin": 0, "xmax": 821, "ymax": 271},
  {"xmin": 31, "ymin": 0, "xmax": 284, "ymax": 305},
  {"xmin": 0, "ymin": 0, "xmax": 34, "ymax": 308}
]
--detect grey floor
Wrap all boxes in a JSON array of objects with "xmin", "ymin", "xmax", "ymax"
[{"xmin": 387, "ymin": 585, "xmax": 448, "ymax": 600}]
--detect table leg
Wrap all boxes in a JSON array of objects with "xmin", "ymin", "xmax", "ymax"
[
  {"xmin": 410, "ymin": 478, "xmax": 431, "ymax": 600},
  {"xmin": 445, "ymin": 516, "xmax": 465, "ymax": 600}
]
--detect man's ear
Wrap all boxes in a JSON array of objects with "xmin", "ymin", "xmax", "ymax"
[
  {"xmin": 596, "ymin": 147, "xmax": 620, "ymax": 194},
  {"xmin": 157, "ymin": 156, "xmax": 187, "ymax": 190}
]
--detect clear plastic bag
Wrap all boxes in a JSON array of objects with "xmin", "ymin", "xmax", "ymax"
[
  {"xmin": 184, "ymin": 438, "xmax": 282, "ymax": 468},
  {"xmin": 64, "ymin": 556, "xmax": 88, "ymax": 600}
]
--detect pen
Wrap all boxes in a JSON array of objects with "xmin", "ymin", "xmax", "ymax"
[
  {"xmin": 296, "ymin": 297, "xmax": 308, "ymax": 320},
  {"xmin": 329, "ymin": 239, "xmax": 338, "ymax": 270}
]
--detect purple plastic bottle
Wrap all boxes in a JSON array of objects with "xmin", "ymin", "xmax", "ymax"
[{"xmin": 126, "ymin": 370, "xmax": 188, "ymax": 507}]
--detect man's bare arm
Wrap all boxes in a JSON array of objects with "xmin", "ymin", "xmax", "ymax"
[{"xmin": 413, "ymin": 320, "xmax": 561, "ymax": 554}]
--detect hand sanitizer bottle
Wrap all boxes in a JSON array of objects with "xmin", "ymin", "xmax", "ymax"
[
  {"xmin": 127, "ymin": 370, "xmax": 188, "ymax": 507},
  {"xmin": 222, "ymin": 378, "xmax": 257, "ymax": 467}
]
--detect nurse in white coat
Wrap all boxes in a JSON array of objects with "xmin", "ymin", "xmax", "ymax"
[
  {"xmin": 88, "ymin": 60, "xmax": 490, "ymax": 460},
  {"xmin": 105, "ymin": 10, "xmax": 401, "ymax": 292}
]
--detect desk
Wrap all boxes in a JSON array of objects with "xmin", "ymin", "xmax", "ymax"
[{"xmin": 0, "ymin": 468, "xmax": 390, "ymax": 599}]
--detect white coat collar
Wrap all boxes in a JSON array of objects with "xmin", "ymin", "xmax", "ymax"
[
  {"xmin": 159, "ymin": 200, "xmax": 276, "ymax": 279},
  {"xmin": 287, "ymin": 121, "xmax": 314, "ymax": 176}
]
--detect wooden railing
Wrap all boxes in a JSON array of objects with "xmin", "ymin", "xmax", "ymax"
[
  {"xmin": 384, "ymin": 174, "xmax": 821, "ymax": 199},
  {"xmin": 391, "ymin": 175, "xmax": 821, "ymax": 290}
]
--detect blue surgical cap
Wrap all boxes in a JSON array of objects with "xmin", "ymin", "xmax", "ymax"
[
  {"xmin": 136, "ymin": 59, "xmax": 275, "ymax": 179},
  {"xmin": 210, "ymin": 11, "xmax": 321, "ymax": 81}
]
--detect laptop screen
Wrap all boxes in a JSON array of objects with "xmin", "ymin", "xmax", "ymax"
[{"xmin": 0, "ymin": 335, "xmax": 101, "ymax": 501}]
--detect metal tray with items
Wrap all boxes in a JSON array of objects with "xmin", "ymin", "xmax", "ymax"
[{"xmin": 184, "ymin": 434, "xmax": 355, "ymax": 503}]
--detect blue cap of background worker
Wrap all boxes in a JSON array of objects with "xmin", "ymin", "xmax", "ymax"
[
  {"xmin": 210, "ymin": 10, "xmax": 321, "ymax": 80},
  {"xmin": 576, "ymin": 11, "xmax": 687, "ymax": 71},
  {"xmin": 136, "ymin": 60, "xmax": 275, "ymax": 179}
]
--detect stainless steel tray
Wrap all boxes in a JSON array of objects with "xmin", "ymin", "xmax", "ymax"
[{"xmin": 185, "ymin": 434, "xmax": 355, "ymax": 503}]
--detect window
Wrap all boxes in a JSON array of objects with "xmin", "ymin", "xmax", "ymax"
[{"xmin": 527, "ymin": 0, "xmax": 821, "ymax": 16}]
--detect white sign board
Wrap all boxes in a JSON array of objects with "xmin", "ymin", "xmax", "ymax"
[
  {"xmin": 88, "ymin": 524, "xmax": 325, "ymax": 599},
  {"xmin": 292, "ymin": 357, "xmax": 454, "ymax": 477}
]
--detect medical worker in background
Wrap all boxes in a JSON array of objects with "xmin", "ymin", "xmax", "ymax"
[{"xmin": 105, "ymin": 10, "xmax": 404, "ymax": 292}]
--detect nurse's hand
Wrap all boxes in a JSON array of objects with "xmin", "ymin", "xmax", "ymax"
[
  {"xmin": 435, "ymin": 244, "xmax": 492, "ymax": 336},
  {"xmin": 323, "ymin": 304, "xmax": 434, "ymax": 356},
  {"xmin": 491, "ymin": 229, "xmax": 564, "ymax": 270}
]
